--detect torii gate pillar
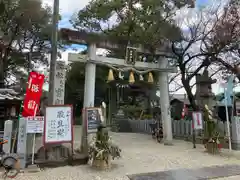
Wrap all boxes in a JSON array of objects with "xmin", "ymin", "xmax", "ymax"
[
  {"xmin": 81, "ymin": 44, "xmax": 97, "ymax": 153},
  {"xmin": 83, "ymin": 44, "xmax": 96, "ymax": 108},
  {"xmin": 159, "ymin": 59, "xmax": 173, "ymax": 145}
]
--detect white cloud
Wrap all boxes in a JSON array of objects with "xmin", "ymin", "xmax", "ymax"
[
  {"xmin": 59, "ymin": 48, "xmax": 85, "ymax": 62},
  {"xmin": 175, "ymin": 0, "xmax": 228, "ymax": 30},
  {"xmin": 41, "ymin": 0, "xmax": 91, "ymax": 28},
  {"xmin": 42, "ymin": 0, "xmax": 90, "ymax": 15}
]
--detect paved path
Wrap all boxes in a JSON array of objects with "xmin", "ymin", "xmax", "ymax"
[{"xmin": 15, "ymin": 130, "xmax": 240, "ymax": 180}]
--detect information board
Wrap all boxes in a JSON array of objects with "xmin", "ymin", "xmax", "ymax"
[
  {"xmin": 85, "ymin": 107, "xmax": 102, "ymax": 133},
  {"xmin": 44, "ymin": 105, "xmax": 73, "ymax": 144},
  {"xmin": 26, "ymin": 116, "xmax": 44, "ymax": 133},
  {"xmin": 192, "ymin": 111, "xmax": 203, "ymax": 130}
]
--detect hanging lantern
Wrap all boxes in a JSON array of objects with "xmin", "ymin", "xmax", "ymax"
[
  {"xmin": 107, "ymin": 69, "xmax": 114, "ymax": 82},
  {"xmin": 148, "ymin": 72, "xmax": 154, "ymax": 83},
  {"xmin": 139, "ymin": 74, "xmax": 144, "ymax": 81},
  {"xmin": 129, "ymin": 71, "xmax": 135, "ymax": 84}
]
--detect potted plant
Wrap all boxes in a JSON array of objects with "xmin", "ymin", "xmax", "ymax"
[
  {"xmin": 204, "ymin": 131, "xmax": 221, "ymax": 154},
  {"xmin": 88, "ymin": 124, "xmax": 121, "ymax": 169}
]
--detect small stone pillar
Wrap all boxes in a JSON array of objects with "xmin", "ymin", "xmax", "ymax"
[
  {"xmin": 231, "ymin": 116, "xmax": 240, "ymax": 150},
  {"xmin": 17, "ymin": 117, "xmax": 27, "ymax": 169},
  {"xmin": 3, "ymin": 120, "xmax": 13, "ymax": 153}
]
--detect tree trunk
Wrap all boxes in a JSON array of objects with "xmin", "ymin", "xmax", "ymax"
[
  {"xmin": 182, "ymin": 79, "xmax": 198, "ymax": 111},
  {"xmin": 0, "ymin": 58, "xmax": 4, "ymax": 88},
  {"xmin": 0, "ymin": 46, "xmax": 11, "ymax": 88},
  {"xmin": 236, "ymin": 72, "xmax": 240, "ymax": 82}
]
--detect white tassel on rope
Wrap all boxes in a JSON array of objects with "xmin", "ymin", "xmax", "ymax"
[{"xmin": 118, "ymin": 71, "xmax": 124, "ymax": 80}]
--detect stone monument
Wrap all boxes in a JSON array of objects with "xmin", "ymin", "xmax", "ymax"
[{"xmin": 195, "ymin": 69, "xmax": 217, "ymax": 142}]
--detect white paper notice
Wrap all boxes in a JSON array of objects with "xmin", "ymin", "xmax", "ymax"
[
  {"xmin": 26, "ymin": 116, "xmax": 44, "ymax": 133},
  {"xmin": 44, "ymin": 106, "xmax": 72, "ymax": 143}
]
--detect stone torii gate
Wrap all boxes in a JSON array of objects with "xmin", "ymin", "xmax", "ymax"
[{"xmin": 61, "ymin": 28, "xmax": 175, "ymax": 146}]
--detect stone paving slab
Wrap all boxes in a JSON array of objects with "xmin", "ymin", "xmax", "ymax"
[{"xmin": 128, "ymin": 164, "xmax": 240, "ymax": 180}]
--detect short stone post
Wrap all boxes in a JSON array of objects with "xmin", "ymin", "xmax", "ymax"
[
  {"xmin": 3, "ymin": 120, "xmax": 13, "ymax": 153},
  {"xmin": 17, "ymin": 117, "xmax": 27, "ymax": 169},
  {"xmin": 231, "ymin": 116, "xmax": 240, "ymax": 150}
]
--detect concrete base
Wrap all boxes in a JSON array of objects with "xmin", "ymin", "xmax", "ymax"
[
  {"xmin": 231, "ymin": 142, "xmax": 240, "ymax": 150},
  {"xmin": 25, "ymin": 164, "xmax": 41, "ymax": 173},
  {"xmin": 164, "ymin": 141, "xmax": 174, "ymax": 146}
]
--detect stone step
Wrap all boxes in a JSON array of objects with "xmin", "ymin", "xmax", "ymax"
[{"xmin": 128, "ymin": 164, "xmax": 240, "ymax": 180}]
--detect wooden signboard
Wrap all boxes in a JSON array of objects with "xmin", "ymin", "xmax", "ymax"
[{"xmin": 84, "ymin": 107, "xmax": 103, "ymax": 133}]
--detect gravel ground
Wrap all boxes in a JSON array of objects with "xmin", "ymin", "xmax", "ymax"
[{"xmin": 13, "ymin": 130, "xmax": 240, "ymax": 180}]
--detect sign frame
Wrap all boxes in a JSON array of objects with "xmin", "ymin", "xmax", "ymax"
[
  {"xmin": 192, "ymin": 111, "xmax": 203, "ymax": 130},
  {"xmin": 26, "ymin": 116, "xmax": 44, "ymax": 134},
  {"xmin": 84, "ymin": 107, "xmax": 103, "ymax": 133},
  {"xmin": 43, "ymin": 105, "xmax": 74, "ymax": 146}
]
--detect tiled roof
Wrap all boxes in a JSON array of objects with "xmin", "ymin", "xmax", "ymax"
[
  {"xmin": 0, "ymin": 89, "xmax": 23, "ymax": 100},
  {"xmin": 170, "ymin": 94, "xmax": 190, "ymax": 104}
]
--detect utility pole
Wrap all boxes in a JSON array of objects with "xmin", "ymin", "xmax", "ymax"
[{"xmin": 48, "ymin": 0, "xmax": 59, "ymax": 105}]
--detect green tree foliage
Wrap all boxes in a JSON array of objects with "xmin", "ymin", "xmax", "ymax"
[
  {"xmin": 0, "ymin": 0, "xmax": 53, "ymax": 87},
  {"xmin": 72, "ymin": 0, "xmax": 194, "ymax": 53}
]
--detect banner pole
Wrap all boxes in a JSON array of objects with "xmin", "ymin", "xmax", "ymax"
[
  {"xmin": 31, "ymin": 105, "xmax": 38, "ymax": 165},
  {"xmin": 31, "ymin": 133, "xmax": 36, "ymax": 164}
]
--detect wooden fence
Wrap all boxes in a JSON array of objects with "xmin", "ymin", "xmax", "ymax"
[{"xmin": 127, "ymin": 119, "xmax": 228, "ymax": 139}]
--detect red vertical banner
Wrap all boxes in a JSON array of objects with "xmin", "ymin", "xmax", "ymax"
[
  {"xmin": 181, "ymin": 104, "xmax": 186, "ymax": 120},
  {"xmin": 181, "ymin": 104, "xmax": 188, "ymax": 120},
  {"xmin": 22, "ymin": 71, "xmax": 45, "ymax": 117},
  {"xmin": 192, "ymin": 112, "xmax": 203, "ymax": 130}
]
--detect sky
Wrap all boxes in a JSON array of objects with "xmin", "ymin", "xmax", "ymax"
[{"xmin": 41, "ymin": 0, "xmax": 238, "ymax": 94}]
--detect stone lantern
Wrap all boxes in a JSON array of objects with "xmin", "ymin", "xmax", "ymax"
[{"xmin": 195, "ymin": 69, "xmax": 217, "ymax": 115}]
